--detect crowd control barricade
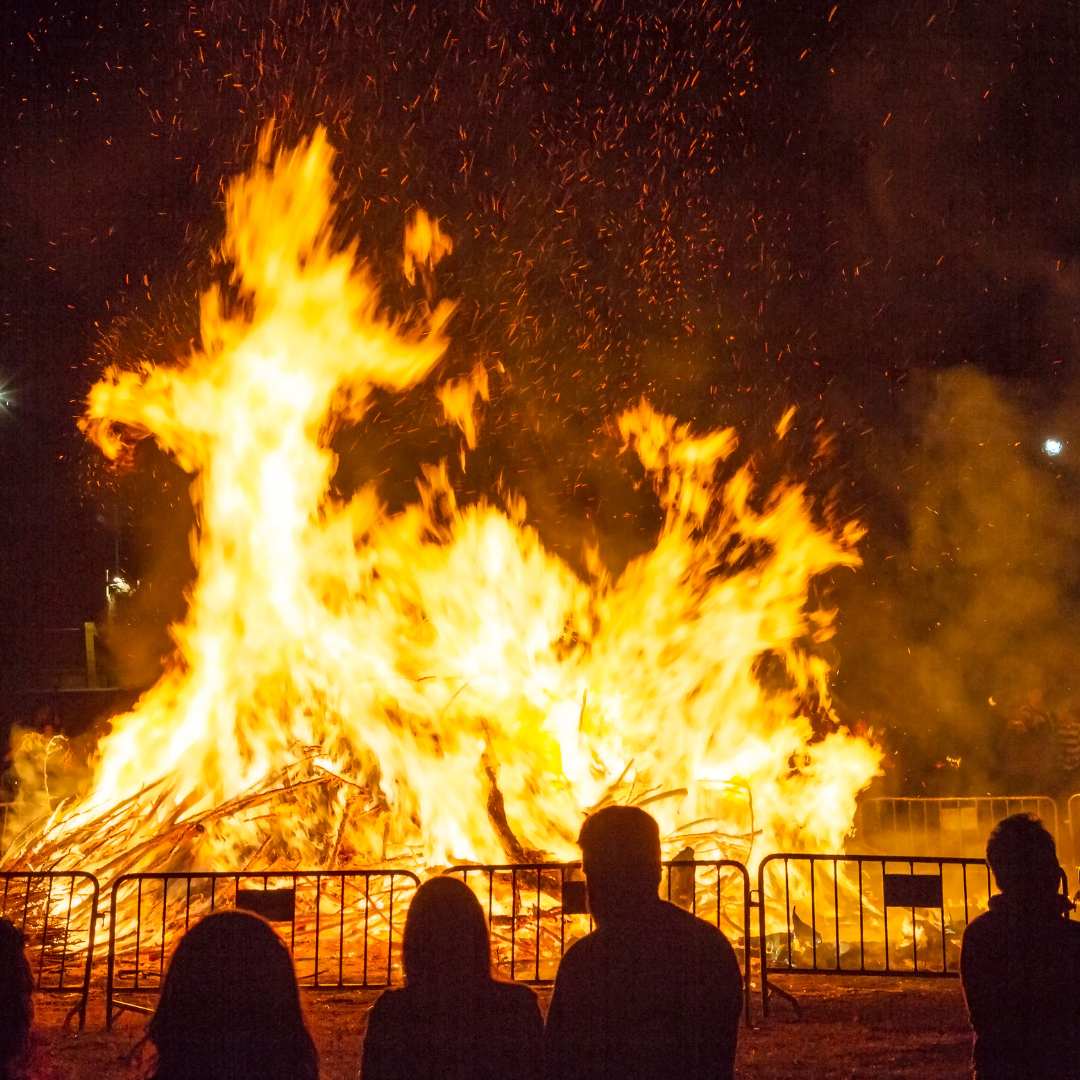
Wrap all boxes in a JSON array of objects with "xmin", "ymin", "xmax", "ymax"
[
  {"xmin": 757, "ymin": 853, "xmax": 997, "ymax": 1015},
  {"xmin": 0, "ymin": 870, "xmax": 99, "ymax": 1030},
  {"xmin": 1067, "ymin": 794, "xmax": 1080, "ymax": 880},
  {"xmin": 449, "ymin": 858, "xmax": 753, "ymax": 1019},
  {"xmin": 106, "ymin": 869, "xmax": 419, "ymax": 1028},
  {"xmin": 856, "ymin": 796, "xmax": 1059, "ymax": 858}
]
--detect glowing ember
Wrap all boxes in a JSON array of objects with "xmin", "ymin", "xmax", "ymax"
[{"xmin": 3, "ymin": 126, "xmax": 880, "ymax": 879}]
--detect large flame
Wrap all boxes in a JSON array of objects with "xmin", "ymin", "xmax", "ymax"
[{"xmin": 8, "ymin": 127, "xmax": 880, "ymax": 876}]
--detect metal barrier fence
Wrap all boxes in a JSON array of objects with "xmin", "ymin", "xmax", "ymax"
[
  {"xmin": 1067, "ymin": 794, "xmax": 1080, "ymax": 876},
  {"xmin": 106, "ymin": 869, "xmax": 420, "ymax": 1028},
  {"xmin": 856, "ymin": 796, "xmax": 1059, "ymax": 858},
  {"xmin": 0, "ymin": 870, "xmax": 100, "ymax": 1030},
  {"xmin": 449, "ymin": 858, "xmax": 753, "ymax": 1019},
  {"xmin": 757, "ymin": 853, "xmax": 997, "ymax": 1015},
  {"xmin": 29, "ymin": 837, "xmax": 1080, "ymax": 1028}
]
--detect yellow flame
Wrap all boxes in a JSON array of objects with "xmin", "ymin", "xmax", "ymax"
[
  {"xmin": 403, "ymin": 209, "xmax": 453, "ymax": 286},
  {"xmin": 775, "ymin": 405, "xmax": 797, "ymax": 440},
  {"xmin": 13, "ymin": 126, "xmax": 881, "ymax": 877},
  {"xmin": 437, "ymin": 363, "xmax": 490, "ymax": 451}
]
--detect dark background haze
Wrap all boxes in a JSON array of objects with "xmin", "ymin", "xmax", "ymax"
[{"xmin": 3, "ymin": 1, "xmax": 1079, "ymax": 784}]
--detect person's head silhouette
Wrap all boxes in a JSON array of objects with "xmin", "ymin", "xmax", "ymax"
[
  {"xmin": 147, "ymin": 909, "xmax": 317, "ymax": 1080},
  {"xmin": 578, "ymin": 805, "xmax": 662, "ymax": 923},
  {"xmin": 0, "ymin": 918, "xmax": 32, "ymax": 1079},
  {"xmin": 986, "ymin": 813, "xmax": 1061, "ymax": 902},
  {"xmin": 404, "ymin": 876, "xmax": 491, "ymax": 986}
]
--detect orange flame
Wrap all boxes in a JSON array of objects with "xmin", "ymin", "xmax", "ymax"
[{"xmin": 14, "ymin": 127, "xmax": 880, "ymax": 877}]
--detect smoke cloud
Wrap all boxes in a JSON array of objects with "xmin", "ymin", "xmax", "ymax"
[{"xmin": 835, "ymin": 366, "xmax": 1080, "ymax": 791}]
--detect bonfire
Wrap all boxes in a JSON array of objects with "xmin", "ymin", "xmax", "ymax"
[{"xmin": 2, "ymin": 124, "xmax": 881, "ymax": 889}]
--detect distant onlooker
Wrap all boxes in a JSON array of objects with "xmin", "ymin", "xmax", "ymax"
[
  {"xmin": 0, "ymin": 918, "xmax": 33, "ymax": 1080},
  {"xmin": 146, "ymin": 910, "xmax": 318, "ymax": 1080},
  {"xmin": 361, "ymin": 875, "xmax": 542, "ymax": 1080},
  {"xmin": 961, "ymin": 813, "xmax": 1080, "ymax": 1079},
  {"xmin": 544, "ymin": 806, "xmax": 742, "ymax": 1080}
]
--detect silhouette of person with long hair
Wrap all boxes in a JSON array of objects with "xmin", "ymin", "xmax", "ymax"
[
  {"xmin": 961, "ymin": 813, "xmax": 1080, "ymax": 1079},
  {"xmin": 0, "ymin": 918, "xmax": 33, "ymax": 1080},
  {"xmin": 361, "ymin": 875, "xmax": 542, "ymax": 1080},
  {"xmin": 544, "ymin": 806, "xmax": 742, "ymax": 1080},
  {"xmin": 146, "ymin": 909, "xmax": 318, "ymax": 1080}
]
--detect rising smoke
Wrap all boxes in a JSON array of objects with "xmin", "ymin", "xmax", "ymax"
[{"xmin": 835, "ymin": 366, "xmax": 1080, "ymax": 791}]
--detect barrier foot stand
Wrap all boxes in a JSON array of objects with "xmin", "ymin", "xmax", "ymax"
[
  {"xmin": 108, "ymin": 998, "xmax": 155, "ymax": 1031},
  {"xmin": 62, "ymin": 1003, "xmax": 87, "ymax": 1035},
  {"xmin": 766, "ymin": 982, "xmax": 802, "ymax": 1019}
]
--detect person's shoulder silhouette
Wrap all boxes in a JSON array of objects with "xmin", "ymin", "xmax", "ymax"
[
  {"xmin": 961, "ymin": 813, "xmax": 1080, "ymax": 1080},
  {"xmin": 544, "ymin": 806, "xmax": 741, "ymax": 1080},
  {"xmin": 361, "ymin": 876, "xmax": 542, "ymax": 1080},
  {"xmin": 0, "ymin": 918, "xmax": 33, "ymax": 1080},
  {"xmin": 147, "ymin": 909, "xmax": 318, "ymax": 1080}
]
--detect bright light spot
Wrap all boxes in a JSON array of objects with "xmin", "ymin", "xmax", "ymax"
[
  {"xmin": 1044, "ymin": 437, "xmax": 1064, "ymax": 457},
  {"xmin": 106, "ymin": 574, "xmax": 133, "ymax": 601}
]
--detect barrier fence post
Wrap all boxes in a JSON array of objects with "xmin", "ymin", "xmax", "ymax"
[
  {"xmin": 76, "ymin": 874, "xmax": 99, "ymax": 1031},
  {"xmin": 83, "ymin": 621, "xmax": 99, "ymax": 689},
  {"xmin": 1068, "ymin": 794, "xmax": 1080, "ymax": 886},
  {"xmin": 757, "ymin": 859, "xmax": 771, "ymax": 1017}
]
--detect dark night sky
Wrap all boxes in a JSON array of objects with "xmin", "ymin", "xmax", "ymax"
[{"xmin": 3, "ymin": 1, "xmax": 1080, "ymax": 774}]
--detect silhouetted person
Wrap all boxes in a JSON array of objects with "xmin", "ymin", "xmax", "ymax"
[
  {"xmin": 146, "ymin": 910, "xmax": 318, "ymax": 1080},
  {"xmin": 544, "ymin": 806, "xmax": 742, "ymax": 1080},
  {"xmin": 361, "ymin": 875, "xmax": 542, "ymax": 1080},
  {"xmin": 961, "ymin": 813, "xmax": 1080, "ymax": 1079},
  {"xmin": 0, "ymin": 918, "xmax": 32, "ymax": 1080}
]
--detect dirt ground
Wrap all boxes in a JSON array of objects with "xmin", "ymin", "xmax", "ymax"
[{"xmin": 27, "ymin": 977, "xmax": 971, "ymax": 1079}]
